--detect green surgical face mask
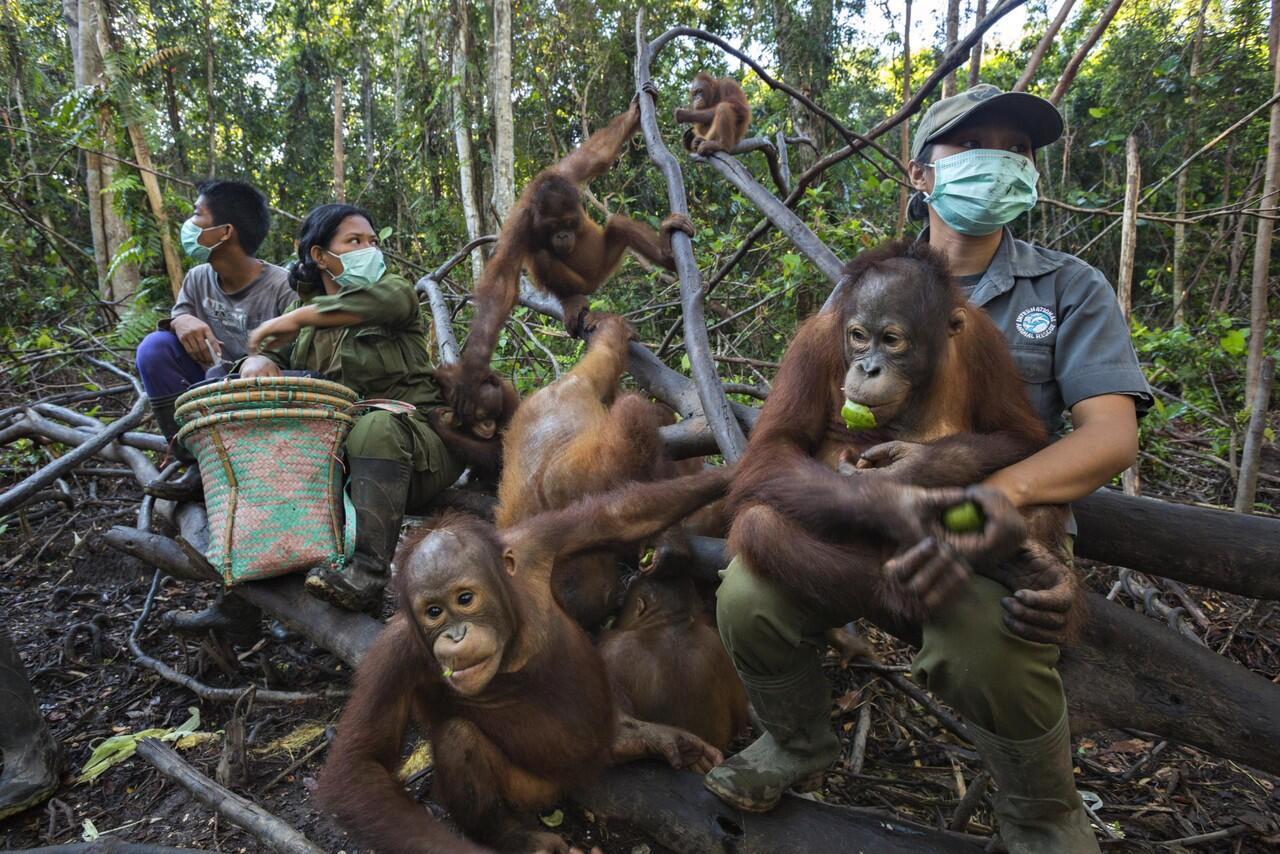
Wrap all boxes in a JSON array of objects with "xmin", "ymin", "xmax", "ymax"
[
  {"xmin": 326, "ymin": 246, "xmax": 386, "ymax": 289},
  {"xmin": 180, "ymin": 218, "xmax": 229, "ymax": 262},
  {"xmin": 925, "ymin": 150, "xmax": 1039, "ymax": 236}
]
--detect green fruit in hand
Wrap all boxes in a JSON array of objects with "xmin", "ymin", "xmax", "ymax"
[
  {"xmin": 942, "ymin": 501, "xmax": 984, "ymax": 533},
  {"xmin": 841, "ymin": 400, "xmax": 877, "ymax": 430}
]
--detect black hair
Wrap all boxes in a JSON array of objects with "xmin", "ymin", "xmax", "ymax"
[
  {"xmin": 289, "ymin": 203, "xmax": 377, "ymax": 294},
  {"xmin": 195, "ymin": 180, "xmax": 270, "ymax": 255}
]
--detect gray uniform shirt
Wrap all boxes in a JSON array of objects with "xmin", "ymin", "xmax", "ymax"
[
  {"xmin": 170, "ymin": 262, "xmax": 294, "ymax": 362},
  {"xmin": 949, "ymin": 228, "xmax": 1152, "ymax": 435}
]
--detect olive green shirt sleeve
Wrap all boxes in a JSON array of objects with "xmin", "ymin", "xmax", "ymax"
[{"xmin": 307, "ymin": 273, "xmax": 419, "ymax": 329}]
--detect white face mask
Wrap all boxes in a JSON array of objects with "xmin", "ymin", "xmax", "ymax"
[
  {"xmin": 925, "ymin": 150, "xmax": 1039, "ymax": 236},
  {"xmin": 325, "ymin": 246, "xmax": 386, "ymax": 289}
]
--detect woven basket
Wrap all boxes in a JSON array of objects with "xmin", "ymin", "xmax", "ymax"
[
  {"xmin": 175, "ymin": 375, "xmax": 357, "ymax": 422},
  {"xmin": 176, "ymin": 385, "xmax": 357, "ymax": 586}
]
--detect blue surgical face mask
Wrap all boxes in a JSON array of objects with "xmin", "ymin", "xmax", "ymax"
[
  {"xmin": 925, "ymin": 150, "xmax": 1039, "ymax": 236},
  {"xmin": 180, "ymin": 218, "xmax": 229, "ymax": 262},
  {"xmin": 326, "ymin": 246, "xmax": 386, "ymax": 289}
]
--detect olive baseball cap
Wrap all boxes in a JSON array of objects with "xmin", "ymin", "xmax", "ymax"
[{"xmin": 910, "ymin": 84, "xmax": 1064, "ymax": 161}]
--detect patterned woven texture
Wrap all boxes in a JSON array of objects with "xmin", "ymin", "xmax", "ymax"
[{"xmin": 176, "ymin": 378, "xmax": 356, "ymax": 586}]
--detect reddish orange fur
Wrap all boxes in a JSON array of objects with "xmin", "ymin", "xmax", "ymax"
[
  {"xmin": 453, "ymin": 104, "xmax": 690, "ymax": 423},
  {"xmin": 598, "ymin": 573, "xmax": 749, "ymax": 751},
  {"xmin": 676, "ymin": 72, "xmax": 751, "ymax": 155},
  {"xmin": 727, "ymin": 239, "xmax": 1074, "ymax": 626}
]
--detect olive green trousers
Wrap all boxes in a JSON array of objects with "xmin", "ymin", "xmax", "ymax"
[
  {"xmin": 345, "ymin": 410, "xmax": 463, "ymax": 513},
  {"xmin": 716, "ymin": 557, "xmax": 1067, "ymax": 741}
]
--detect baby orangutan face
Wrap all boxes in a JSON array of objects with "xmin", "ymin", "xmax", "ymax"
[{"xmin": 402, "ymin": 529, "xmax": 514, "ymax": 697}]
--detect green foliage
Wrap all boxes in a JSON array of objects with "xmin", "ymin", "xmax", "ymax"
[
  {"xmin": 0, "ymin": 0, "xmax": 1273, "ymax": 512},
  {"xmin": 110, "ymin": 302, "xmax": 165, "ymax": 348}
]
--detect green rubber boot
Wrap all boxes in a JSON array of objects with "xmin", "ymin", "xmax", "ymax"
[
  {"xmin": 967, "ymin": 710, "xmax": 1101, "ymax": 854},
  {"xmin": 703, "ymin": 652, "xmax": 839, "ymax": 812},
  {"xmin": 0, "ymin": 624, "xmax": 59, "ymax": 820},
  {"xmin": 306, "ymin": 457, "xmax": 410, "ymax": 612}
]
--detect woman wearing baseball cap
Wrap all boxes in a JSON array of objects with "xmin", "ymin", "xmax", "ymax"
[{"xmin": 902, "ymin": 86, "xmax": 1150, "ymax": 852}]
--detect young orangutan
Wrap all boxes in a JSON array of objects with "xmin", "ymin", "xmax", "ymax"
[
  {"xmin": 449, "ymin": 102, "xmax": 694, "ymax": 426},
  {"xmin": 428, "ymin": 364, "xmax": 520, "ymax": 480},
  {"xmin": 674, "ymin": 72, "xmax": 751, "ymax": 156},
  {"xmin": 315, "ymin": 317, "xmax": 730, "ymax": 853},
  {"xmin": 494, "ymin": 313, "xmax": 684, "ymax": 628},
  {"xmin": 727, "ymin": 239, "xmax": 1077, "ymax": 634},
  {"xmin": 315, "ymin": 469, "xmax": 729, "ymax": 854},
  {"xmin": 599, "ymin": 572, "xmax": 749, "ymax": 752}
]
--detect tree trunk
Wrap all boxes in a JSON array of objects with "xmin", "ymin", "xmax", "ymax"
[
  {"xmin": 1118, "ymin": 134, "xmax": 1140, "ymax": 496},
  {"xmin": 1245, "ymin": 0, "xmax": 1280, "ymax": 409},
  {"xmin": 896, "ymin": 0, "xmax": 913, "ymax": 236},
  {"xmin": 333, "ymin": 76, "xmax": 345, "ymax": 202},
  {"xmin": 1221, "ymin": 162, "xmax": 1263, "ymax": 311},
  {"xmin": 202, "ymin": 0, "xmax": 215, "ymax": 176},
  {"xmin": 490, "ymin": 0, "xmax": 515, "ymax": 223},
  {"xmin": 162, "ymin": 67, "xmax": 188, "ymax": 177},
  {"xmin": 1173, "ymin": 0, "xmax": 1210, "ymax": 326},
  {"xmin": 361, "ymin": 44, "xmax": 374, "ymax": 192},
  {"xmin": 93, "ymin": 0, "xmax": 183, "ymax": 298},
  {"xmin": 968, "ymin": 0, "xmax": 987, "ymax": 87},
  {"xmin": 1048, "ymin": 0, "xmax": 1125, "ymax": 106},
  {"xmin": 770, "ymin": 0, "xmax": 835, "ymax": 161},
  {"xmin": 450, "ymin": 0, "xmax": 484, "ymax": 282},
  {"xmin": 1014, "ymin": 0, "xmax": 1078, "ymax": 92},
  {"xmin": 942, "ymin": 0, "xmax": 960, "ymax": 97},
  {"xmin": 67, "ymin": 0, "xmax": 140, "ymax": 305},
  {"xmin": 1236, "ymin": 357, "xmax": 1276, "ymax": 514}
]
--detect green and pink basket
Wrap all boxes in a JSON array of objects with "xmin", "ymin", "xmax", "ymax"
[{"xmin": 175, "ymin": 376, "xmax": 358, "ymax": 586}]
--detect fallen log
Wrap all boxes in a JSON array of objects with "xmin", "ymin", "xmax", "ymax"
[
  {"xmin": 634, "ymin": 16, "xmax": 747, "ymax": 461},
  {"xmin": 15, "ymin": 842, "xmax": 215, "ymax": 853},
  {"xmin": 1073, "ymin": 487, "xmax": 1280, "ymax": 600},
  {"xmin": 573, "ymin": 760, "xmax": 983, "ymax": 853},
  {"xmin": 0, "ymin": 359, "xmax": 152, "ymax": 516}
]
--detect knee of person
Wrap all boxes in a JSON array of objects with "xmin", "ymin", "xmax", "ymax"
[
  {"xmin": 136, "ymin": 330, "xmax": 179, "ymax": 370},
  {"xmin": 715, "ymin": 559, "xmax": 766, "ymax": 633},
  {"xmin": 715, "ymin": 559, "xmax": 798, "ymax": 672},
  {"xmin": 916, "ymin": 590, "xmax": 1058, "ymax": 718},
  {"xmin": 346, "ymin": 411, "xmax": 404, "ymax": 458}
]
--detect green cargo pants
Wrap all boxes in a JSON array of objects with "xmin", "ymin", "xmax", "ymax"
[
  {"xmin": 717, "ymin": 556, "xmax": 1067, "ymax": 741},
  {"xmin": 345, "ymin": 410, "xmax": 464, "ymax": 512}
]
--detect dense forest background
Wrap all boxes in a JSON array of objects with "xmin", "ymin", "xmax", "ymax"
[
  {"xmin": 1, "ymin": 0, "xmax": 1277, "ymax": 505},
  {"xmin": 1, "ymin": 2, "xmax": 1279, "ymax": 850}
]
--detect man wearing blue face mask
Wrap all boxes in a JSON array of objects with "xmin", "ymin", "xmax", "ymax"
[
  {"xmin": 238, "ymin": 204, "xmax": 461, "ymax": 612},
  {"xmin": 135, "ymin": 180, "xmax": 293, "ymax": 501},
  {"xmin": 904, "ymin": 86, "xmax": 1149, "ymax": 850}
]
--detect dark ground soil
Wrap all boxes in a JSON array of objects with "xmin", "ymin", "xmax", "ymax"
[{"xmin": 1, "ymin": 451, "xmax": 1278, "ymax": 852}]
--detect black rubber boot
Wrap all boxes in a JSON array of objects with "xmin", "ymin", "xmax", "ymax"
[
  {"xmin": 144, "ymin": 394, "xmax": 203, "ymax": 501},
  {"xmin": 161, "ymin": 593, "xmax": 264, "ymax": 646},
  {"xmin": 0, "ymin": 624, "xmax": 60, "ymax": 820},
  {"xmin": 306, "ymin": 458, "xmax": 411, "ymax": 612}
]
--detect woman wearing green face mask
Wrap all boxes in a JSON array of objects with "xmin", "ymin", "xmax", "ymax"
[{"xmin": 240, "ymin": 204, "xmax": 463, "ymax": 612}]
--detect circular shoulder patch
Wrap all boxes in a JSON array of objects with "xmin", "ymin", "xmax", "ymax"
[{"xmin": 1015, "ymin": 306, "xmax": 1057, "ymax": 339}]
